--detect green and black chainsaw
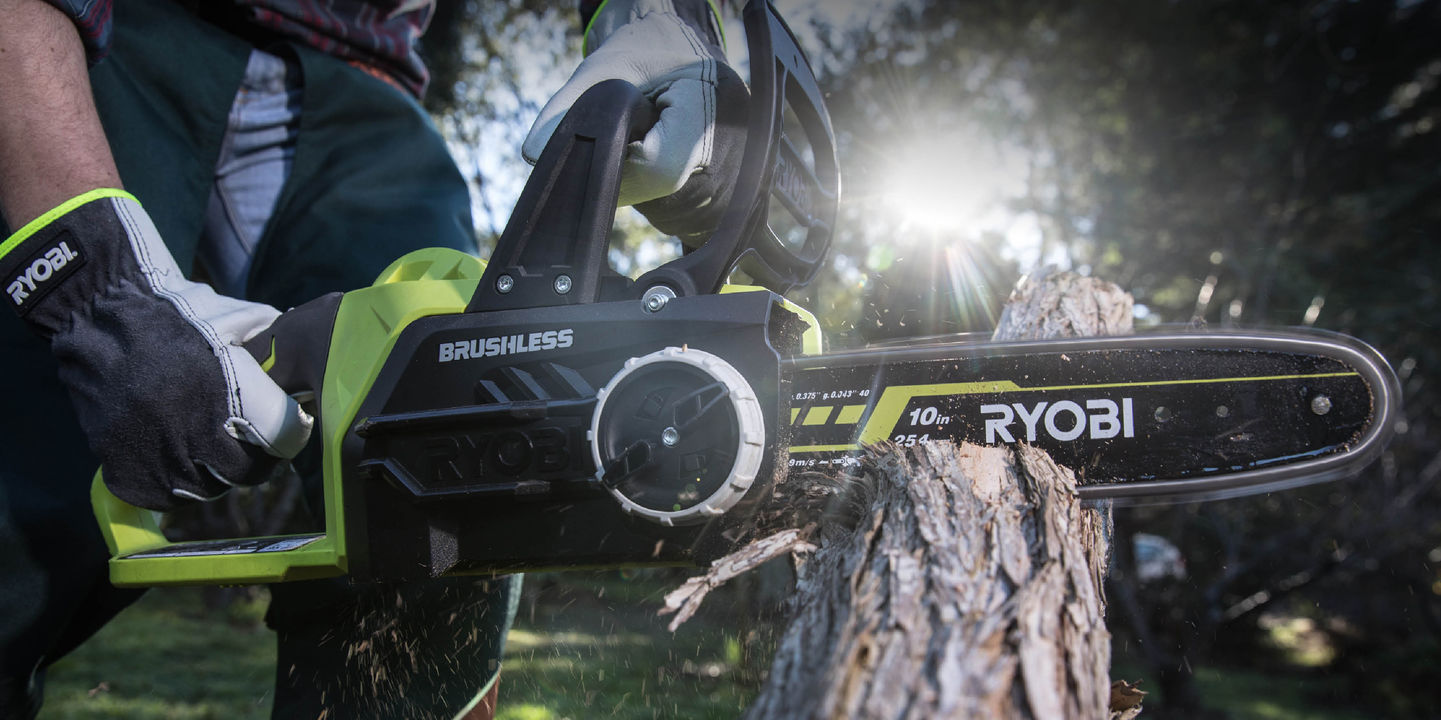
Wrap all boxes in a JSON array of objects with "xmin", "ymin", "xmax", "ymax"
[{"xmin": 93, "ymin": 0, "xmax": 1400, "ymax": 587}]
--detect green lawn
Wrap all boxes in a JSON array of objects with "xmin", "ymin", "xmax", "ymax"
[
  {"xmin": 1106, "ymin": 661, "xmax": 1376, "ymax": 720},
  {"xmin": 487, "ymin": 572, "xmax": 761, "ymax": 720},
  {"xmin": 38, "ymin": 589, "xmax": 276, "ymax": 719},
  {"xmin": 37, "ymin": 576, "xmax": 1384, "ymax": 719},
  {"xmin": 1194, "ymin": 666, "xmax": 1372, "ymax": 720},
  {"xmin": 38, "ymin": 573, "xmax": 761, "ymax": 720}
]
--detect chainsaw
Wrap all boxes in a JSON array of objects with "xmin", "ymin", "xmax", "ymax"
[{"xmin": 92, "ymin": 0, "xmax": 1400, "ymax": 587}]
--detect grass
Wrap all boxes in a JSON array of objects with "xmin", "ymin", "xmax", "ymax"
[
  {"xmin": 1109, "ymin": 660, "xmax": 1376, "ymax": 720},
  {"xmin": 37, "ymin": 575, "xmax": 1399, "ymax": 719},
  {"xmin": 37, "ymin": 572, "xmax": 764, "ymax": 720},
  {"xmin": 1194, "ymin": 666, "xmax": 1371, "ymax": 720},
  {"xmin": 492, "ymin": 572, "xmax": 763, "ymax": 720},
  {"xmin": 38, "ymin": 589, "xmax": 276, "ymax": 719}
]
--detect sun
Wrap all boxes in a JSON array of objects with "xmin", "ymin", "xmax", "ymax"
[{"xmin": 875, "ymin": 125, "xmax": 1028, "ymax": 238}]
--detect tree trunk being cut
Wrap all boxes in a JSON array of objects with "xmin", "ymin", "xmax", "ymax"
[{"xmin": 665, "ymin": 270, "xmax": 1139, "ymax": 719}]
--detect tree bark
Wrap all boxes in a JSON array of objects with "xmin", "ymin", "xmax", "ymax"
[
  {"xmin": 665, "ymin": 270, "xmax": 1138, "ymax": 718},
  {"xmin": 743, "ymin": 441, "xmax": 1118, "ymax": 719}
]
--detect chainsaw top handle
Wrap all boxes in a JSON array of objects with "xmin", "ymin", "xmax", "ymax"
[{"xmin": 467, "ymin": 0, "xmax": 838, "ymax": 313}]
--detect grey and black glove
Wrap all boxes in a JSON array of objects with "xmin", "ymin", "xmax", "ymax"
[
  {"xmin": 524, "ymin": 0, "xmax": 747, "ymax": 244},
  {"xmin": 0, "ymin": 190, "xmax": 312, "ymax": 510}
]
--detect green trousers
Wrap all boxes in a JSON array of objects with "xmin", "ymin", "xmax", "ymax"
[{"xmin": 0, "ymin": 1, "xmax": 518, "ymax": 717}]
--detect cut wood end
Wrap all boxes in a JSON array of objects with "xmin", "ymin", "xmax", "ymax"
[
  {"xmin": 947, "ymin": 442, "xmax": 1018, "ymax": 502},
  {"xmin": 996, "ymin": 269, "xmax": 1135, "ymax": 341}
]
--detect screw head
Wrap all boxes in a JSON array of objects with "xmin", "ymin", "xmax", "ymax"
[
  {"xmin": 554, "ymin": 274, "xmax": 573, "ymax": 295},
  {"xmin": 642, "ymin": 286, "xmax": 677, "ymax": 313},
  {"xmin": 496, "ymin": 275, "xmax": 515, "ymax": 294},
  {"xmin": 661, "ymin": 426, "xmax": 680, "ymax": 447},
  {"xmin": 1311, "ymin": 394, "xmax": 1333, "ymax": 416}
]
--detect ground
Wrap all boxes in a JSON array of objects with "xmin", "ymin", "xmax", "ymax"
[
  {"xmin": 38, "ymin": 571, "xmax": 1376, "ymax": 719},
  {"xmin": 36, "ymin": 571, "xmax": 762, "ymax": 720}
]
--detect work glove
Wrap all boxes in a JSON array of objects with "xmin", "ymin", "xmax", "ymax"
[
  {"xmin": 523, "ymin": 0, "xmax": 747, "ymax": 244},
  {"xmin": 0, "ymin": 190, "xmax": 312, "ymax": 511}
]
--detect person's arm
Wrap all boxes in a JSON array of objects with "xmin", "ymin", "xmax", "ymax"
[
  {"xmin": 0, "ymin": 0, "xmax": 120, "ymax": 227},
  {"xmin": 0, "ymin": 0, "xmax": 313, "ymax": 510}
]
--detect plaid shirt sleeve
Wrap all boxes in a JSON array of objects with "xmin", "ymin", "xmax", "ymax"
[
  {"xmin": 41, "ymin": 0, "xmax": 113, "ymax": 63},
  {"xmin": 239, "ymin": 0, "xmax": 436, "ymax": 98}
]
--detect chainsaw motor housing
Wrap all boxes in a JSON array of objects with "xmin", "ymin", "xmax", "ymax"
[{"xmin": 343, "ymin": 289, "xmax": 810, "ymax": 580}]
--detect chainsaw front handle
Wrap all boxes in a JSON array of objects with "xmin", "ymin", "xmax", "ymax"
[{"xmin": 93, "ymin": 247, "xmax": 490, "ymax": 586}]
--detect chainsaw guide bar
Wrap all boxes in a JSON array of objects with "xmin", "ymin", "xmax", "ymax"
[{"xmin": 785, "ymin": 329, "xmax": 1397, "ymax": 505}]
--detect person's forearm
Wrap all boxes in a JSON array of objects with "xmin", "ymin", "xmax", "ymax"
[{"xmin": 0, "ymin": 0, "xmax": 121, "ymax": 229}]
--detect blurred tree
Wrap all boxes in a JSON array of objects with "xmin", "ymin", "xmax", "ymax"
[{"xmin": 421, "ymin": 0, "xmax": 583, "ymax": 249}]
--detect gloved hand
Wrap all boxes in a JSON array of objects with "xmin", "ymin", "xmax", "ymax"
[
  {"xmin": 0, "ymin": 190, "xmax": 313, "ymax": 510},
  {"xmin": 523, "ymin": 0, "xmax": 747, "ymax": 244}
]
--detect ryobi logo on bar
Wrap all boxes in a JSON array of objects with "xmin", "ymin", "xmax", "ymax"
[
  {"xmin": 981, "ymin": 398, "xmax": 1135, "ymax": 444},
  {"xmin": 438, "ymin": 328, "xmax": 574, "ymax": 363},
  {"xmin": 6, "ymin": 233, "xmax": 84, "ymax": 314}
]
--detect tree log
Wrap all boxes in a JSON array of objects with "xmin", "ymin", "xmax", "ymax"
[
  {"xmin": 744, "ymin": 440, "xmax": 1122, "ymax": 719},
  {"xmin": 664, "ymin": 270, "xmax": 1139, "ymax": 718}
]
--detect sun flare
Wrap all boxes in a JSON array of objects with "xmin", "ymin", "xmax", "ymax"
[{"xmin": 876, "ymin": 127, "xmax": 1027, "ymax": 238}]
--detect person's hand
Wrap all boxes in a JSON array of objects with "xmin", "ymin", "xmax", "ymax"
[
  {"xmin": 523, "ymin": 0, "xmax": 746, "ymax": 243},
  {"xmin": 0, "ymin": 190, "xmax": 312, "ymax": 510}
]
